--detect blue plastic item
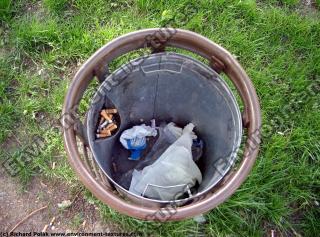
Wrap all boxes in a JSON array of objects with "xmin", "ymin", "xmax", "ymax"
[{"xmin": 126, "ymin": 137, "xmax": 147, "ymax": 160}]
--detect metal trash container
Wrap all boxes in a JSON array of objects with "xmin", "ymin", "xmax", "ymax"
[{"xmin": 62, "ymin": 29, "xmax": 261, "ymax": 221}]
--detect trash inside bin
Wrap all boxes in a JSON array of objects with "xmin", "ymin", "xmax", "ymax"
[
  {"xmin": 86, "ymin": 52, "xmax": 242, "ymax": 205},
  {"xmin": 129, "ymin": 122, "xmax": 202, "ymax": 201},
  {"xmin": 95, "ymin": 108, "xmax": 119, "ymax": 138},
  {"xmin": 119, "ymin": 123, "xmax": 157, "ymax": 160},
  {"xmin": 117, "ymin": 121, "xmax": 204, "ymax": 191}
]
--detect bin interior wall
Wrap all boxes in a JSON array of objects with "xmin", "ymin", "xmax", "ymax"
[{"xmin": 87, "ymin": 52, "xmax": 242, "ymax": 199}]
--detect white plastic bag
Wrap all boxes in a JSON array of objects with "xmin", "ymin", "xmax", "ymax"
[
  {"xmin": 129, "ymin": 123, "xmax": 202, "ymax": 200},
  {"xmin": 164, "ymin": 122, "xmax": 197, "ymax": 142},
  {"xmin": 119, "ymin": 124, "xmax": 157, "ymax": 149}
]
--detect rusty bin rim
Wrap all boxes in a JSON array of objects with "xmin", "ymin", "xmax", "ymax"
[{"xmin": 62, "ymin": 28, "xmax": 262, "ymax": 221}]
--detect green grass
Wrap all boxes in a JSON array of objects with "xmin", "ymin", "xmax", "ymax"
[
  {"xmin": 0, "ymin": 0, "xmax": 13, "ymax": 22},
  {"xmin": 0, "ymin": 0, "xmax": 319, "ymax": 236}
]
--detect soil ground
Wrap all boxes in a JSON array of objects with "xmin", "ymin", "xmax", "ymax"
[{"xmin": 0, "ymin": 167, "xmax": 116, "ymax": 233}]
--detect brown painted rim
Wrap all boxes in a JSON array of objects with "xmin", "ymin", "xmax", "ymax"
[{"xmin": 62, "ymin": 28, "xmax": 261, "ymax": 221}]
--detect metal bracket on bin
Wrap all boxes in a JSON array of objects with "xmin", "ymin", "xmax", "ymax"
[{"xmin": 210, "ymin": 55, "xmax": 225, "ymax": 74}]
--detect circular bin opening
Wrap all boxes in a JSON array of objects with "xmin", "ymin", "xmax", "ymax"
[{"xmin": 87, "ymin": 52, "xmax": 242, "ymax": 205}]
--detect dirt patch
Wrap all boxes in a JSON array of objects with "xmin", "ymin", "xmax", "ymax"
[
  {"xmin": 299, "ymin": 0, "xmax": 319, "ymax": 16},
  {"xmin": 0, "ymin": 168, "xmax": 118, "ymax": 233},
  {"xmin": 301, "ymin": 0, "xmax": 318, "ymax": 8}
]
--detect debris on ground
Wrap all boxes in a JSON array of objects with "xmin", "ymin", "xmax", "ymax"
[{"xmin": 57, "ymin": 200, "xmax": 72, "ymax": 209}]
